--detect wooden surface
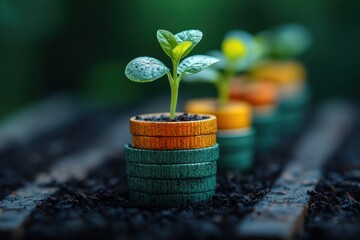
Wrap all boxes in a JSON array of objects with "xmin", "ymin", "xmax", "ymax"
[
  {"xmin": 236, "ymin": 102, "xmax": 357, "ymax": 240},
  {"xmin": 0, "ymin": 116, "xmax": 129, "ymax": 236},
  {"xmin": 0, "ymin": 97, "xmax": 169, "ymax": 238},
  {"xmin": 0, "ymin": 94, "xmax": 84, "ymax": 151}
]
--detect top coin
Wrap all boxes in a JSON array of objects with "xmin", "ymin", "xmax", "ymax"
[{"xmin": 130, "ymin": 112, "xmax": 217, "ymax": 137}]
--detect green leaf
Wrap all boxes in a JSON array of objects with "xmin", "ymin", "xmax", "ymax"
[
  {"xmin": 125, "ymin": 57, "xmax": 169, "ymax": 82},
  {"xmin": 157, "ymin": 30, "xmax": 178, "ymax": 57},
  {"xmin": 175, "ymin": 30, "xmax": 203, "ymax": 58},
  {"xmin": 183, "ymin": 68, "xmax": 220, "ymax": 83},
  {"xmin": 172, "ymin": 41, "xmax": 192, "ymax": 62},
  {"xmin": 207, "ymin": 50, "xmax": 226, "ymax": 70},
  {"xmin": 178, "ymin": 55, "xmax": 219, "ymax": 76}
]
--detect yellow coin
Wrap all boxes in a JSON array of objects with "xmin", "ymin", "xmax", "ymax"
[{"xmin": 185, "ymin": 99, "xmax": 252, "ymax": 130}]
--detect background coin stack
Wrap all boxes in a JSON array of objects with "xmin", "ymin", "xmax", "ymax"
[
  {"xmin": 230, "ymin": 80, "xmax": 281, "ymax": 150},
  {"xmin": 278, "ymin": 85, "xmax": 311, "ymax": 135},
  {"xmin": 251, "ymin": 61, "xmax": 310, "ymax": 138},
  {"xmin": 252, "ymin": 111, "xmax": 281, "ymax": 150},
  {"xmin": 124, "ymin": 113, "xmax": 219, "ymax": 207},
  {"xmin": 185, "ymin": 99, "xmax": 255, "ymax": 174}
]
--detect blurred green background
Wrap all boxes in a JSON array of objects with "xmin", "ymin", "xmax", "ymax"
[{"xmin": 0, "ymin": 0, "xmax": 359, "ymax": 118}]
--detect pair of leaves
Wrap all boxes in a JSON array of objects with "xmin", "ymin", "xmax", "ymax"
[
  {"xmin": 125, "ymin": 55, "xmax": 219, "ymax": 83},
  {"xmin": 157, "ymin": 29, "xmax": 202, "ymax": 60},
  {"xmin": 125, "ymin": 29, "xmax": 219, "ymax": 83}
]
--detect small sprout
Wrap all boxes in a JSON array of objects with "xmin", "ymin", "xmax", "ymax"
[
  {"xmin": 222, "ymin": 38, "xmax": 247, "ymax": 60},
  {"xmin": 257, "ymin": 24, "xmax": 311, "ymax": 59},
  {"xmin": 185, "ymin": 30, "xmax": 260, "ymax": 106},
  {"xmin": 125, "ymin": 29, "xmax": 219, "ymax": 119}
]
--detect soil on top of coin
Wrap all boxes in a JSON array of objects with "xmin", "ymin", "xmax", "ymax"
[{"xmin": 135, "ymin": 113, "xmax": 209, "ymax": 122}]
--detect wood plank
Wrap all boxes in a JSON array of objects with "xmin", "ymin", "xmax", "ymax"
[
  {"xmin": 236, "ymin": 102, "xmax": 357, "ymax": 240},
  {"xmin": 0, "ymin": 97, "xmax": 168, "ymax": 237},
  {"xmin": 0, "ymin": 94, "xmax": 84, "ymax": 151}
]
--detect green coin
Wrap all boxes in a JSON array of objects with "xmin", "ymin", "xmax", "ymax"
[
  {"xmin": 217, "ymin": 138, "xmax": 255, "ymax": 151},
  {"xmin": 279, "ymin": 87, "xmax": 310, "ymax": 110},
  {"xmin": 126, "ymin": 161, "xmax": 217, "ymax": 179},
  {"xmin": 279, "ymin": 110, "xmax": 306, "ymax": 133},
  {"xmin": 253, "ymin": 113, "xmax": 281, "ymax": 137},
  {"xmin": 217, "ymin": 150, "xmax": 254, "ymax": 172},
  {"xmin": 219, "ymin": 144, "xmax": 255, "ymax": 156},
  {"xmin": 254, "ymin": 124, "xmax": 280, "ymax": 135},
  {"xmin": 253, "ymin": 114, "xmax": 280, "ymax": 127},
  {"xmin": 256, "ymin": 133, "xmax": 280, "ymax": 150},
  {"xmin": 128, "ymin": 176, "xmax": 216, "ymax": 194},
  {"xmin": 130, "ymin": 190, "xmax": 215, "ymax": 207},
  {"xmin": 217, "ymin": 128, "xmax": 255, "ymax": 148},
  {"xmin": 124, "ymin": 144, "xmax": 219, "ymax": 164}
]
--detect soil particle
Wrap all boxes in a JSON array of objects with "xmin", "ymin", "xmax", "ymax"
[{"xmin": 135, "ymin": 113, "xmax": 209, "ymax": 122}]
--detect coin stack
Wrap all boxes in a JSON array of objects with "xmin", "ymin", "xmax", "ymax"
[
  {"xmin": 250, "ymin": 61, "xmax": 309, "ymax": 138},
  {"xmin": 185, "ymin": 99, "xmax": 255, "ymax": 174},
  {"xmin": 253, "ymin": 110, "xmax": 281, "ymax": 150},
  {"xmin": 125, "ymin": 113, "xmax": 219, "ymax": 207},
  {"xmin": 278, "ymin": 85, "xmax": 310, "ymax": 135},
  {"xmin": 230, "ymin": 80, "xmax": 280, "ymax": 151}
]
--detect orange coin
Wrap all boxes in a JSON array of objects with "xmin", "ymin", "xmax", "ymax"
[
  {"xmin": 130, "ymin": 113, "xmax": 217, "ymax": 137},
  {"xmin": 184, "ymin": 99, "xmax": 252, "ymax": 130},
  {"xmin": 230, "ymin": 80, "xmax": 278, "ymax": 106},
  {"xmin": 250, "ymin": 60, "xmax": 306, "ymax": 84},
  {"xmin": 132, "ymin": 134, "xmax": 217, "ymax": 150}
]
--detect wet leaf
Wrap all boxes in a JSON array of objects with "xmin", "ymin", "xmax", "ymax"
[
  {"xmin": 175, "ymin": 30, "xmax": 203, "ymax": 58},
  {"xmin": 183, "ymin": 68, "xmax": 220, "ymax": 83},
  {"xmin": 172, "ymin": 41, "xmax": 192, "ymax": 62},
  {"xmin": 157, "ymin": 30, "xmax": 178, "ymax": 57},
  {"xmin": 125, "ymin": 57, "xmax": 169, "ymax": 82},
  {"xmin": 178, "ymin": 55, "xmax": 219, "ymax": 76}
]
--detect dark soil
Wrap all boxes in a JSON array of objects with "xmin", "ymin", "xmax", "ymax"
[
  {"xmin": 135, "ymin": 113, "xmax": 209, "ymax": 122},
  {"xmin": 302, "ymin": 118, "xmax": 360, "ymax": 240},
  {"xmin": 0, "ymin": 109, "xmax": 120, "ymax": 200},
  {"xmin": 23, "ymin": 136, "xmax": 299, "ymax": 240}
]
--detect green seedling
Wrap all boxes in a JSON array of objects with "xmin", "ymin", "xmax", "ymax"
[
  {"xmin": 185, "ymin": 30, "xmax": 262, "ymax": 106},
  {"xmin": 125, "ymin": 29, "xmax": 219, "ymax": 119},
  {"xmin": 257, "ymin": 24, "xmax": 311, "ymax": 59}
]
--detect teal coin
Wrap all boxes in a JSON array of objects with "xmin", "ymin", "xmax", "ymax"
[
  {"xmin": 218, "ymin": 138, "xmax": 255, "ymax": 152},
  {"xmin": 219, "ymin": 149, "xmax": 254, "ymax": 160},
  {"xmin": 256, "ymin": 133, "xmax": 280, "ymax": 150},
  {"xmin": 254, "ymin": 123, "xmax": 280, "ymax": 135},
  {"xmin": 126, "ymin": 161, "xmax": 217, "ymax": 179},
  {"xmin": 124, "ymin": 144, "xmax": 219, "ymax": 164},
  {"xmin": 219, "ymin": 144, "xmax": 254, "ymax": 155},
  {"xmin": 279, "ymin": 86, "xmax": 311, "ymax": 110},
  {"xmin": 279, "ymin": 110, "xmax": 306, "ymax": 134},
  {"xmin": 253, "ymin": 112, "xmax": 281, "ymax": 145},
  {"xmin": 217, "ymin": 150, "xmax": 254, "ymax": 172},
  {"xmin": 130, "ymin": 190, "xmax": 215, "ymax": 207},
  {"xmin": 253, "ymin": 111, "xmax": 280, "ymax": 125},
  {"xmin": 217, "ymin": 128, "xmax": 255, "ymax": 148},
  {"xmin": 128, "ymin": 176, "xmax": 216, "ymax": 194}
]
